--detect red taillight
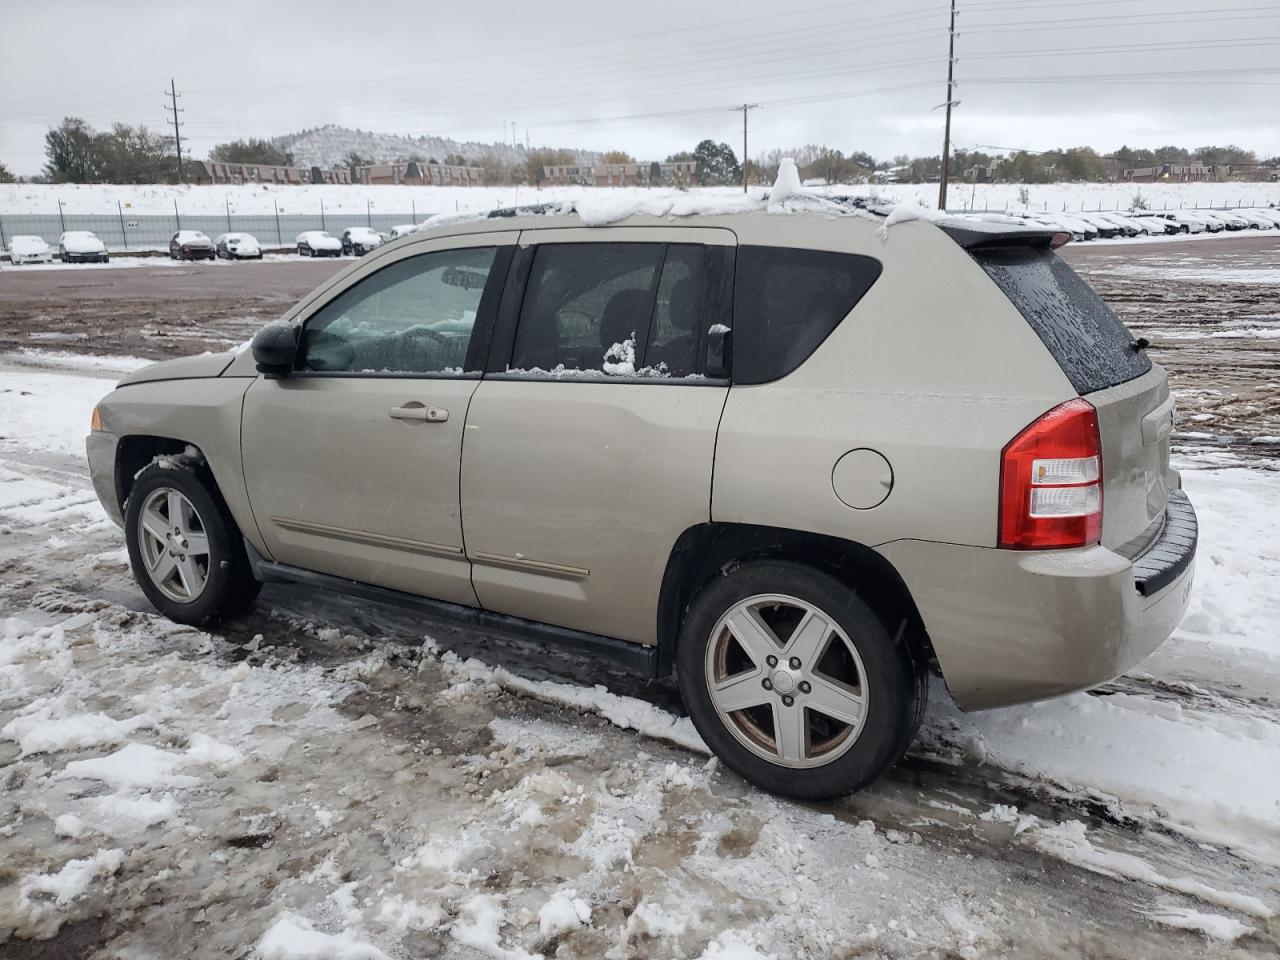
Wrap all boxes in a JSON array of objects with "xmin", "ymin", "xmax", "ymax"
[{"xmin": 998, "ymin": 398, "xmax": 1102, "ymax": 550}]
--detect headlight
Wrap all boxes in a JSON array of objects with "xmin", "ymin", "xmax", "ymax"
[{"xmin": 90, "ymin": 406, "xmax": 102, "ymax": 431}]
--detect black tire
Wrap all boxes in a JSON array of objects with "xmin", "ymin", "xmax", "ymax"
[
  {"xmin": 676, "ymin": 559, "xmax": 925, "ymax": 800},
  {"xmin": 124, "ymin": 463, "xmax": 259, "ymax": 626}
]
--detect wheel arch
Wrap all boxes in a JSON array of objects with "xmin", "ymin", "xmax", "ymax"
[
  {"xmin": 115, "ymin": 435, "xmax": 233, "ymax": 518},
  {"xmin": 655, "ymin": 522, "xmax": 934, "ymax": 678}
]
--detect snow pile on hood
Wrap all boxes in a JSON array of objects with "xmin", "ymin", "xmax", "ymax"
[
  {"xmin": 60, "ymin": 232, "xmax": 106, "ymax": 254},
  {"xmin": 9, "ymin": 235, "xmax": 50, "ymax": 256}
]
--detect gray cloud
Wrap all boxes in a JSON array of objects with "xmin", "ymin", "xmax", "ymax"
[{"xmin": 2, "ymin": 0, "xmax": 1278, "ymax": 174}]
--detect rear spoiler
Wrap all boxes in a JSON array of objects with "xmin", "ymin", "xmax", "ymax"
[{"xmin": 935, "ymin": 217, "xmax": 1064, "ymax": 250}]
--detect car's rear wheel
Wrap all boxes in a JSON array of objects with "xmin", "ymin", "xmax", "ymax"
[
  {"xmin": 125, "ymin": 464, "xmax": 260, "ymax": 626},
  {"xmin": 676, "ymin": 560, "xmax": 925, "ymax": 799}
]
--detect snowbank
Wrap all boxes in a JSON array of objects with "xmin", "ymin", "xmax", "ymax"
[{"xmin": 5, "ymin": 180, "xmax": 1278, "ymax": 218}]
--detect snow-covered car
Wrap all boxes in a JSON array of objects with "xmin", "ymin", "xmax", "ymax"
[
  {"xmin": 1015, "ymin": 213, "xmax": 1081, "ymax": 241},
  {"xmin": 57, "ymin": 231, "xmax": 109, "ymax": 263},
  {"xmin": 6, "ymin": 235, "xmax": 53, "ymax": 265},
  {"xmin": 388, "ymin": 224, "xmax": 419, "ymax": 241},
  {"xmin": 296, "ymin": 231, "xmax": 342, "ymax": 258},
  {"xmin": 1129, "ymin": 215, "xmax": 1179, "ymax": 236},
  {"xmin": 169, "ymin": 231, "xmax": 216, "ymax": 261},
  {"xmin": 1040, "ymin": 214, "xmax": 1098, "ymax": 240},
  {"xmin": 341, "ymin": 227, "xmax": 383, "ymax": 257},
  {"xmin": 1154, "ymin": 213, "xmax": 1206, "ymax": 234},
  {"xmin": 215, "ymin": 232, "xmax": 263, "ymax": 260},
  {"xmin": 1209, "ymin": 211, "xmax": 1248, "ymax": 231},
  {"xmin": 1231, "ymin": 209, "xmax": 1277, "ymax": 229},
  {"xmin": 1183, "ymin": 212, "xmax": 1226, "ymax": 233},
  {"xmin": 1072, "ymin": 214, "xmax": 1123, "ymax": 239},
  {"xmin": 1092, "ymin": 213, "xmax": 1145, "ymax": 237},
  {"xmin": 1242, "ymin": 207, "xmax": 1280, "ymax": 228}
]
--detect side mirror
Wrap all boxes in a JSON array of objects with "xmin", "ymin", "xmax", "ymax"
[
  {"xmin": 252, "ymin": 324, "xmax": 298, "ymax": 378},
  {"xmin": 706, "ymin": 323, "xmax": 732, "ymax": 379}
]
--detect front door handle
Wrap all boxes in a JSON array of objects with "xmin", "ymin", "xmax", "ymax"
[{"xmin": 389, "ymin": 404, "xmax": 448, "ymax": 422}]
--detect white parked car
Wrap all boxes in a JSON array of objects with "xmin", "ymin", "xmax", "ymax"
[
  {"xmin": 295, "ymin": 230, "xmax": 342, "ymax": 258},
  {"xmin": 1213, "ymin": 211, "xmax": 1247, "ymax": 230},
  {"xmin": 215, "ymin": 232, "xmax": 263, "ymax": 260},
  {"xmin": 1092, "ymin": 212, "xmax": 1146, "ymax": 237},
  {"xmin": 1129, "ymin": 215, "xmax": 1178, "ymax": 236},
  {"xmin": 388, "ymin": 224, "xmax": 419, "ymax": 241},
  {"xmin": 7, "ymin": 235, "xmax": 53, "ymax": 265},
  {"xmin": 1227, "ymin": 210, "xmax": 1274, "ymax": 230},
  {"xmin": 1156, "ymin": 213, "xmax": 1207, "ymax": 234},
  {"xmin": 58, "ymin": 230, "xmax": 109, "ymax": 263},
  {"xmin": 1242, "ymin": 208, "xmax": 1280, "ymax": 228},
  {"xmin": 340, "ymin": 227, "xmax": 383, "ymax": 256}
]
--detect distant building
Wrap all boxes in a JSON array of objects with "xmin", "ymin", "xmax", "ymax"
[
  {"xmin": 965, "ymin": 159, "xmax": 1001, "ymax": 182},
  {"xmin": 538, "ymin": 160, "xmax": 698, "ymax": 187},
  {"xmin": 870, "ymin": 165, "xmax": 910, "ymax": 184},
  {"xmin": 192, "ymin": 161, "xmax": 352, "ymax": 185},
  {"xmin": 353, "ymin": 160, "xmax": 485, "ymax": 187},
  {"xmin": 1124, "ymin": 162, "xmax": 1212, "ymax": 183}
]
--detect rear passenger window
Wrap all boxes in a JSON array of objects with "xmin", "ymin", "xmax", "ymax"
[
  {"xmin": 511, "ymin": 243, "xmax": 664, "ymax": 374},
  {"xmin": 299, "ymin": 247, "xmax": 497, "ymax": 375},
  {"xmin": 645, "ymin": 245, "xmax": 706, "ymax": 378},
  {"xmin": 732, "ymin": 246, "xmax": 883, "ymax": 384}
]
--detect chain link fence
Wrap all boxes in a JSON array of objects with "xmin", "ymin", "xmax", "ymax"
[{"xmin": 0, "ymin": 206, "xmax": 427, "ymax": 253}]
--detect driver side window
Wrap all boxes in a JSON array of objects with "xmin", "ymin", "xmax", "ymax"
[{"xmin": 299, "ymin": 246, "xmax": 497, "ymax": 374}]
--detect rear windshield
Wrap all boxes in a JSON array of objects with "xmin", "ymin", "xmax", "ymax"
[{"xmin": 974, "ymin": 247, "xmax": 1150, "ymax": 394}]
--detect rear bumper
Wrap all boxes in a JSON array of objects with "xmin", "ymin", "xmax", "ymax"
[{"xmin": 880, "ymin": 491, "xmax": 1198, "ymax": 710}]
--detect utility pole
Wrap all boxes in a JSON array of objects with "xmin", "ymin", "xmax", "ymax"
[
  {"xmin": 164, "ymin": 78, "xmax": 185, "ymax": 184},
  {"xmin": 937, "ymin": 0, "xmax": 958, "ymax": 211},
  {"xmin": 734, "ymin": 103, "xmax": 760, "ymax": 193}
]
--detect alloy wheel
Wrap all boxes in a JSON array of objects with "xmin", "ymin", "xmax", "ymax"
[
  {"xmin": 705, "ymin": 593, "xmax": 869, "ymax": 769},
  {"xmin": 135, "ymin": 487, "xmax": 211, "ymax": 603}
]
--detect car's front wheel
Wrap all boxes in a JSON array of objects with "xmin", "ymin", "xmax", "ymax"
[
  {"xmin": 125, "ymin": 463, "xmax": 260, "ymax": 626},
  {"xmin": 676, "ymin": 560, "xmax": 925, "ymax": 799}
]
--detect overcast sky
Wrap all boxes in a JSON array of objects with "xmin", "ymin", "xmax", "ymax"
[{"xmin": 3, "ymin": 0, "xmax": 1279, "ymax": 175}]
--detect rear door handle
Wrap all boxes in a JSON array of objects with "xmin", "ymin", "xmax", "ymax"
[{"xmin": 389, "ymin": 404, "xmax": 448, "ymax": 422}]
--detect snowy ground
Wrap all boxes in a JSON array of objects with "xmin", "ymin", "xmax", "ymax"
[
  {"xmin": 4, "ymin": 180, "xmax": 1280, "ymax": 219},
  {"xmin": 1, "ymin": 243, "xmax": 1279, "ymax": 956}
]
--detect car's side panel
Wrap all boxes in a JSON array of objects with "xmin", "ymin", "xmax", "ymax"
[
  {"xmin": 241, "ymin": 376, "xmax": 483, "ymax": 604},
  {"xmin": 460, "ymin": 225, "xmax": 734, "ymax": 646},
  {"xmin": 712, "ymin": 218, "xmax": 1076, "ymax": 550},
  {"xmin": 90, "ymin": 377, "xmax": 262, "ymax": 554},
  {"xmin": 237, "ymin": 230, "xmax": 518, "ymax": 605},
  {"xmin": 461, "ymin": 380, "xmax": 728, "ymax": 645}
]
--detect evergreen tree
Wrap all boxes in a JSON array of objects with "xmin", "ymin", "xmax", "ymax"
[{"xmin": 209, "ymin": 138, "xmax": 294, "ymax": 166}]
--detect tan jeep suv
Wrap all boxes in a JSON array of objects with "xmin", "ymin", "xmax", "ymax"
[{"xmin": 86, "ymin": 207, "xmax": 1197, "ymax": 798}]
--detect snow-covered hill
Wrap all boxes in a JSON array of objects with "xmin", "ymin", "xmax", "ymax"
[{"xmin": 271, "ymin": 124, "xmax": 598, "ymax": 169}]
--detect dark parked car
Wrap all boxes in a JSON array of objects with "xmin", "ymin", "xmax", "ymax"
[
  {"xmin": 170, "ymin": 231, "xmax": 216, "ymax": 261},
  {"xmin": 296, "ymin": 231, "xmax": 343, "ymax": 257},
  {"xmin": 215, "ymin": 232, "xmax": 263, "ymax": 260}
]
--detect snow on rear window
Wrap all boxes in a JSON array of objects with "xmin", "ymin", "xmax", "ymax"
[{"xmin": 974, "ymin": 247, "xmax": 1151, "ymax": 395}]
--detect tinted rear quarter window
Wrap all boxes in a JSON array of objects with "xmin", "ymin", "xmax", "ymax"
[
  {"xmin": 733, "ymin": 246, "xmax": 882, "ymax": 384},
  {"xmin": 974, "ymin": 247, "xmax": 1151, "ymax": 394}
]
